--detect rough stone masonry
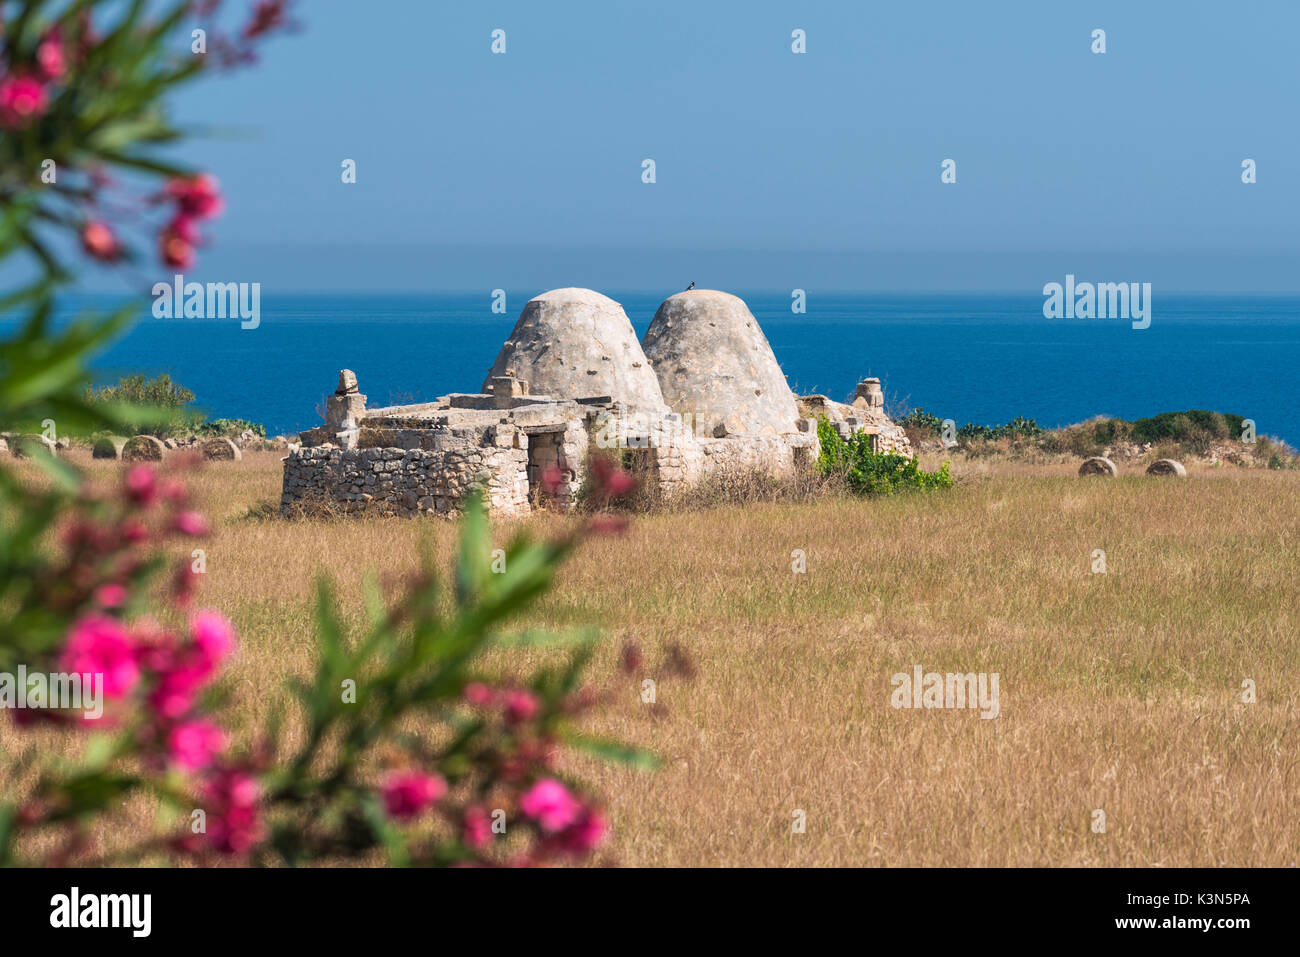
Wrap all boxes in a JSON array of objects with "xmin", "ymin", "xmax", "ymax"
[{"xmin": 281, "ymin": 288, "xmax": 911, "ymax": 518}]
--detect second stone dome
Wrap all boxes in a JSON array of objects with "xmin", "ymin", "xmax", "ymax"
[
  {"xmin": 641, "ymin": 290, "xmax": 800, "ymax": 436},
  {"xmin": 482, "ymin": 288, "xmax": 668, "ymax": 412}
]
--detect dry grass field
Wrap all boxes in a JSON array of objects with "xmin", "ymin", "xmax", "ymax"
[{"xmin": 12, "ymin": 449, "xmax": 1300, "ymax": 866}]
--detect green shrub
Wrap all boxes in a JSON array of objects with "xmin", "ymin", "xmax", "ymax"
[
  {"xmin": 84, "ymin": 373, "xmax": 194, "ymax": 409},
  {"xmin": 898, "ymin": 408, "xmax": 945, "ymax": 436},
  {"xmin": 1130, "ymin": 410, "xmax": 1244, "ymax": 445},
  {"xmin": 1091, "ymin": 417, "xmax": 1126, "ymax": 446},
  {"xmin": 816, "ymin": 419, "xmax": 952, "ymax": 495},
  {"xmin": 197, "ymin": 417, "xmax": 267, "ymax": 439},
  {"xmin": 83, "ymin": 375, "xmax": 266, "ymax": 438},
  {"xmin": 957, "ymin": 417, "xmax": 1043, "ymax": 443}
]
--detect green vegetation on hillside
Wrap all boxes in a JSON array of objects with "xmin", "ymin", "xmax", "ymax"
[
  {"xmin": 900, "ymin": 407, "xmax": 1295, "ymax": 467},
  {"xmin": 84, "ymin": 373, "xmax": 265, "ymax": 439}
]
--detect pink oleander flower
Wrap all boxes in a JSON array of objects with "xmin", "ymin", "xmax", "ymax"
[
  {"xmin": 94, "ymin": 583, "xmax": 128, "ymax": 609},
  {"xmin": 381, "ymin": 770, "xmax": 447, "ymax": 819},
  {"xmin": 174, "ymin": 510, "xmax": 209, "ymax": 537},
  {"xmin": 159, "ymin": 478, "xmax": 188, "ymax": 504},
  {"xmin": 243, "ymin": 0, "xmax": 287, "ymax": 40},
  {"xmin": 124, "ymin": 465, "xmax": 158, "ymax": 506},
  {"xmin": 80, "ymin": 221, "xmax": 121, "ymax": 262},
  {"xmin": 165, "ymin": 174, "xmax": 224, "ymax": 219},
  {"xmin": 540, "ymin": 463, "xmax": 566, "ymax": 496},
  {"xmin": 167, "ymin": 719, "xmax": 227, "ymax": 771},
  {"xmin": 202, "ymin": 768, "xmax": 264, "ymax": 855},
  {"xmin": 60, "ymin": 615, "xmax": 139, "ymax": 698},
  {"xmin": 166, "ymin": 214, "xmax": 200, "ymax": 243},
  {"xmin": 0, "ymin": 74, "xmax": 48, "ymax": 129},
  {"xmin": 37, "ymin": 30, "xmax": 66, "ymax": 79},
  {"xmin": 144, "ymin": 620, "xmax": 227, "ymax": 720},
  {"xmin": 462, "ymin": 805, "xmax": 492, "ymax": 849},
  {"xmin": 159, "ymin": 227, "xmax": 195, "ymax": 269},
  {"xmin": 606, "ymin": 470, "xmax": 635, "ymax": 496},
  {"xmin": 519, "ymin": 778, "xmax": 581, "ymax": 833},
  {"xmin": 191, "ymin": 610, "xmax": 235, "ymax": 670},
  {"xmin": 147, "ymin": 663, "xmax": 208, "ymax": 720},
  {"xmin": 503, "ymin": 689, "xmax": 540, "ymax": 724},
  {"xmin": 463, "ymin": 682, "xmax": 495, "ymax": 706},
  {"xmin": 589, "ymin": 456, "xmax": 635, "ymax": 498},
  {"xmin": 557, "ymin": 804, "xmax": 608, "ymax": 855},
  {"xmin": 134, "ymin": 625, "xmax": 179, "ymax": 672}
]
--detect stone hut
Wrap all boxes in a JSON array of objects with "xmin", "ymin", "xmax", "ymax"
[
  {"xmin": 642, "ymin": 290, "xmax": 800, "ymax": 437},
  {"xmin": 640, "ymin": 290, "xmax": 815, "ymax": 474},
  {"xmin": 482, "ymin": 288, "xmax": 668, "ymax": 414},
  {"xmin": 281, "ymin": 287, "xmax": 912, "ymax": 518}
]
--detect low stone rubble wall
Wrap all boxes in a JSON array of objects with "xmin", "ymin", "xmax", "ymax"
[{"xmin": 281, "ymin": 445, "xmax": 530, "ymax": 518}]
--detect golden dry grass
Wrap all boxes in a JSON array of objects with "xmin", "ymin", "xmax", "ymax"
[{"xmin": 11, "ymin": 449, "xmax": 1300, "ymax": 866}]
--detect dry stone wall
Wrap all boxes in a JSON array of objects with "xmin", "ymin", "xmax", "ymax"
[{"xmin": 282, "ymin": 443, "xmax": 530, "ymax": 518}]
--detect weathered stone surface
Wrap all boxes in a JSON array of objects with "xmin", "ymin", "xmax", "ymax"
[
  {"xmin": 482, "ymin": 289, "xmax": 668, "ymax": 413},
  {"xmin": 12, "ymin": 434, "xmax": 56, "ymax": 458},
  {"xmin": 93, "ymin": 435, "xmax": 127, "ymax": 459},
  {"xmin": 798, "ymin": 392, "xmax": 911, "ymax": 456},
  {"xmin": 488, "ymin": 376, "xmax": 527, "ymax": 398},
  {"xmin": 337, "ymin": 369, "xmax": 360, "ymax": 395},
  {"xmin": 1079, "ymin": 456, "xmax": 1117, "ymax": 477},
  {"xmin": 1146, "ymin": 458, "xmax": 1187, "ymax": 477},
  {"xmin": 202, "ymin": 437, "xmax": 242, "ymax": 461},
  {"xmin": 642, "ymin": 290, "xmax": 799, "ymax": 437},
  {"xmin": 326, "ymin": 392, "xmax": 366, "ymax": 430},
  {"xmin": 852, "ymin": 378, "xmax": 884, "ymax": 410},
  {"xmin": 122, "ymin": 435, "xmax": 166, "ymax": 462},
  {"xmin": 281, "ymin": 441, "xmax": 534, "ymax": 519}
]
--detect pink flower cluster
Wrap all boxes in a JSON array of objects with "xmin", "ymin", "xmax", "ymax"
[
  {"xmin": 55, "ymin": 464, "xmax": 208, "ymax": 615},
  {"xmin": 56, "ymin": 603, "xmax": 263, "ymax": 858},
  {"xmin": 0, "ymin": 7, "xmax": 253, "ymax": 270},
  {"xmin": 0, "ymin": 73, "xmax": 47, "ymax": 128},
  {"xmin": 381, "ymin": 770, "xmax": 448, "ymax": 819},
  {"xmin": 58, "ymin": 609, "xmax": 234, "ymax": 752},
  {"xmin": 519, "ymin": 778, "xmax": 608, "ymax": 858},
  {"xmin": 35, "ymin": 462, "xmax": 262, "ymax": 858},
  {"xmin": 0, "ymin": 28, "xmax": 64, "ymax": 129},
  {"xmin": 463, "ymin": 682, "xmax": 541, "ymax": 725},
  {"xmin": 196, "ymin": 766, "xmax": 265, "ymax": 854},
  {"xmin": 157, "ymin": 174, "xmax": 224, "ymax": 269}
]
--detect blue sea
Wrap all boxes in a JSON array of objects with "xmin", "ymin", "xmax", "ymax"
[{"xmin": 13, "ymin": 292, "xmax": 1300, "ymax": 445}]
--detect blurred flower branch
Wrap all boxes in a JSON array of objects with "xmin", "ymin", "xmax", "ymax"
[{"xmin": 1, "ymin": 0, "xmax": 658, "ymax": 868}]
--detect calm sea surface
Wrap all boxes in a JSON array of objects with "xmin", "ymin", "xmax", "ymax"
[{"xmin": 11, "ymin": 292, "xmax": 1299, "ymax": 443}]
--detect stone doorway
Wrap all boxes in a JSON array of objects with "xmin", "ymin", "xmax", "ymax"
[{"xmin": 526, "ymin": 428, "xmax": 569, "ymax": 506}]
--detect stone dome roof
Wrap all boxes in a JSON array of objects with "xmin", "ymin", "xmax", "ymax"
[
  {"xmin": 641, "ymin": 290, "xmax": 799, "ymax": 436},
  {"xmin": 482, "ymin": 288, "xmax": 667, "ymax": 412}
]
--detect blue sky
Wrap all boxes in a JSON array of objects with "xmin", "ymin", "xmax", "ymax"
[{"xmin": 88, "ymin": 0, "xmax": 1300, "ymax": 291}]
